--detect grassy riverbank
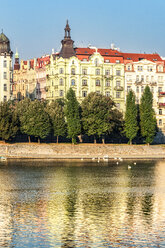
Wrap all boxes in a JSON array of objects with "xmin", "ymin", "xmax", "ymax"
[{"xmin": 0, "ymin": 143, "xmax": 165, "ymax": 160}]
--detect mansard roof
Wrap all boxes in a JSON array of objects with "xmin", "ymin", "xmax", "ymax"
[{"xmin": 0, "ymin": 32, "xmax": 12, "ymax": 54}]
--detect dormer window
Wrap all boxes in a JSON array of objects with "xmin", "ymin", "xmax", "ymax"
[{"xmin": 127, "ymin": 65, "xmax": 132, "ymax": 71}]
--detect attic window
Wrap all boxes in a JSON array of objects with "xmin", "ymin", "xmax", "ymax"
[
  {"xmin": 85, "ymin": 51, "xmax": 88, "ymax": 53},
  {"xmin": 82, "ymin": 58, "xmax": 87, "ymax": 62},
  {"xmin": 127, "ymin": 58, "xmax": 131, "ymax": 60},
  {"xmin": 139, "ymin": 58, "xmax": 144, "ymax": 61},
  {"xmin": 153, "ymin": 59, "xmax": 157, "ymax": 61},
  {"xmin": 115, "ymin": 53, "xmax": 118, "ymax": 55},
  {"xmin": 105, "ymin": 59, "xmax": 110, "ymax": 63},
  {"xmin": 105, "ymin": 52, "xmax": 108, "ymax": 54}
]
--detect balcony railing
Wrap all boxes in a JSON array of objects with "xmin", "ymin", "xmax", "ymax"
[{"xmin": 114, "ymin": 86, "xmax": 124, "ymax": 91}]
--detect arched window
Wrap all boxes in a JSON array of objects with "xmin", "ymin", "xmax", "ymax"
[
  {"xmin": 71, "ymin": 79, "xmax": 75, "ymax": 86},
  {"xmin": 96, "ymin": 69, "xmax": 100, "ymax": 75}
]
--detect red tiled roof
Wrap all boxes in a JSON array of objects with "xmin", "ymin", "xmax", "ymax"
[{"xmin": 122, "ymin": 53, "xmax": 162, "ymax": 62}]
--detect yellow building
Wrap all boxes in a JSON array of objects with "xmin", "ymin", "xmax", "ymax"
[{"xmin": 46, "ymin": 21, "xmax": 125, "ymax": 113}]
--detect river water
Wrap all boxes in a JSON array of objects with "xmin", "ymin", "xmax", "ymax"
[{"xmin": 0, "ymin": 159, "xmax": 165, "ymax": 248}]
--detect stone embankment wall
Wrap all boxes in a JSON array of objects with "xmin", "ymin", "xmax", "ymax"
[{"xmin": 0, "ymin": 143, "xmax": 165, "ymax": 159}]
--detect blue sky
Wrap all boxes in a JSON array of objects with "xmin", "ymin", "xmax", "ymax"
[{"xmin": 1, "ymin": 0, "xmax": 165, "ymax": 60}]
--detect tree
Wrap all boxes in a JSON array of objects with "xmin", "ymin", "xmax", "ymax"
[
  {"xmin": 0, "ymin": 101, "xmax": 19, "ymax": 141},
  {"xmin": 65, "ymin": 88, "xmax": 81, "ymax": 144},
  {"xmin": 20, "ymin": 100, "xmax": 51, "ymax": 143},
  {"xmin": 140, "ymin": 85, "xmax": 157, "ymax": 144},
  {"xmin": 46, "ymin": 99, "xmax": 67, "ymax": 143},
  {"xmin": 124, "ymin": 90, "xmax": 138, "ymax": 144},
  {"xmin": 81, "ymin": 92, "xmax": 123, "ymax": 143}
]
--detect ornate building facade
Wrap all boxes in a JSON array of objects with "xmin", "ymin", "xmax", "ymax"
[
  {"xmin": 0, "ymin": 31, "xmax": 13, "ymax": 102},
  {"xmin": 46, "ymin": 21, "xmax": 125, "ymax": 113}
]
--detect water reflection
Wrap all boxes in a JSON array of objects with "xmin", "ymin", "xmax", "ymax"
[{"xmin": 0, "ymin": 160, "xmax": 165, "ymax": 247}]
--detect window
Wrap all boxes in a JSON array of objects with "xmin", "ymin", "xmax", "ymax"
[
  {"xmin": 159, "ymin": 119, "xmax": 162, "ymax": 126},
  {"xmin": 127, "ymin": 65, "xmax": 131, "ymax": 71},
  {"xmin": 105, "ymin": 91, "xmax": 110, "ymax": 97},
  {"xmin": 127, "ymin": 75, "xmax": 132, "ymax": 81},
  {"xmin": 82, "ymin": 91, "xmax": 87, "ymax": 97},
  {"xmin": 127, "ymin": 86, "xmax": 131, "ymax": 92},
  {"xmin": 151, "ymin": 87, "xmax": 154, "ymax": 93},
  {"xmin": 147, "ymin": 66, "xmax": 152, "ymax": 72},
  {"xmin": 137, "ymin": 66, "xmax": 143, "ymax": 71},
  {"xmin": 105, "ymin": 69, "xmax": 110, "ymax": 75},
  {"xmin": 71, "ymin": 68, "xmax": 75, "ymax": 75},
  {"xmin": 3, "ymin": 60, "xmax": 7, "ymax": 68},
  {"xmin": 82, "ymin": 58, "xmax": 87, "ymax": 62},
  {"xmin": 52, "ymin": 80, "xmax": 54, "ymax": 86},
  {"xmin": 3, "ymin": 96, "xmax": 7, "ymax": 102},
  {"xmin": 158, "ymin": 87, "xmax": 162, "ymax": 93},
  {"xmin": 141, "ymin": 86, "xmax": 144, "ymax": 93},
  {"xmin": 52, "ymin": 91, "xmax": 54, "ymax": 97},
  {"xmin": 59, "ymin": 68, "xmax": 64, "ymax": 74},
  {"xmin": 3, "ymin": 84, "xmax": 7, "ymax": 91},
  {"xmin": 82, "ymin": 68, "xmax": 87, "ymax": 75},
  {"xmin": 151, "ymin": 76, "xmax": 154, "ymax": 82},
  {"xmin": 105, "ymin": 80, "xmax": 110, "ymax": 87},
  {"xmin": 96, "ymin": 79, "xmax": 100, "ymax": 86},
  {"xmin": 71, "ymin": 79, "xmax": 75, "ymax": 86},
  {"xmin": 105, "ymin": 59, "xmax": 110, "ymax": 63},
  {"xmin": 96, "ymin": 91, "xmax": 100, "ymax": 94},
  {"xmin": 116, "ymin": 70, "xmax": 121, "ymax": 76},
  {"xmin": 158, "ymin": 66, "xmax": 163, "ymax": 72},
  {"xmin": 96, "ymin": 69, "xmax": 100, "ymax": 75},
  {"xmin": 116, "ymin": 60, "xmax": 120, "ymax": 64},
  {"xmin": 158, "ymin": 76, "xmax": 163, "ymax": 82},
  {"xmin": 95, "ymin": 58, "xmax": 99, "ymax": 66},
  {"xmin": 3, "ymin": 72, "xmax": 7, "ymax": 79},
  {"xmin": 59, "ymin": 78, "xmax": 64, "ymax": 86},
  {"xmin": 136, "ymin": 75, "xmax": 139, "ymax": 81},
  {"xmin": 136, "ymin": 86, "xmax": 139, "ymax": 93},
  {"xmin": 72, "ymin": 60, "xmax": 74, "ymax": 65},
  {"xmin": 116, "ymin": 92, "xmax": 121, "ymax": 98},
  {"xmin": 59, "ymin": 90, "xmax": 64, "ymax": 97},
  {"xmin": 82, "ymin": 79, "xmax": 87, "ymax": 86},
  {"xmin": 159, "ymin": 109, "xmax": 162, "ymax": 115},
  {"xmin": 116, "ymin": 81, "xmax": 120, "ymax": 87},
  {"xmin": 141, "ymin": 75, "xmax": 144, "ymax": 81},
  {"xmin": 146, "ymin": 76, "xmax": 149, "ymax": 82}
]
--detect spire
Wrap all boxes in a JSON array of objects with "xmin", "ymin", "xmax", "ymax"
[
  {"xmin": 59, "ymin": 20, "xmax": 76, "ymax": 59},
  {"xmin": 64, "ymin": 20, "xmax": 71, "ymax": 38},
  {"xmin": 15, "ymin": 48, "xmax": 19, "ymax": 59}
]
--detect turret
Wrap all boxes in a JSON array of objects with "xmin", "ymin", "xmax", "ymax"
[
  {"xmin": 59, "ymin": 20, "xmax": 76, "ymax": 59},
  {"xmin": 14, "ymin": 49, "xmax": 20, "ymax": 70}
]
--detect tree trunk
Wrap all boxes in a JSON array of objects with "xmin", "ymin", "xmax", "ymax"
[
  {"xmin": 94, "ymin": 136, "xmax": 96, "ymax": 144},
  {"xmin": 102, "ymin": 136, "xmax": 105, "ymax": 144},
  {"xmin": 28, "ymin": 136, "xmax": 31, "ymax": 143},
  {"xmin": 130, "ymin": 139, "xmax": 132, "ymax": 145},
  {"xmin": 38, "ymin": 137, "xmax": 40, "ymax": 144},
  {"xmin": 57, "ymin": 136, "xmax": 59, "ymax": 144}
]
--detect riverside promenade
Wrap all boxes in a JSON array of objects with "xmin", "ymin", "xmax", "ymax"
[{"xmin": 1, "ymin": 143, "xmax": 165, "ymax": 160}]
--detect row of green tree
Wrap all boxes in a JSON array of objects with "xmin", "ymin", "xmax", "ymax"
[{"xmin": 0, "ymin": 86, "xmax": 157, "ymax": 144}]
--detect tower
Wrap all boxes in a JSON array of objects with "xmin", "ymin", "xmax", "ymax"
[
  {"xmin": 0, "ymin": 31, "xmax": 13, "ymax": 102},
  {"xmin": 59, "ymin": 20, "xmax": 76, "ymax": 58},
  {"xmin": 14, "ymin": 49, "xmax": 20, "ymax": 70}
]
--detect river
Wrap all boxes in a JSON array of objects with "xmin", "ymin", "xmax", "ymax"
[{"xmin": 0, "ymin": 159, "xmax": 165, "ymax": 247}]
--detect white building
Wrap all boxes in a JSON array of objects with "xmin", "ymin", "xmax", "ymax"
[
  {"xmin": 123, "ymin": 52, "xmax": 165, "ymax": 140},
  {"xmin": 0, "ymin": 31, "xmax": 13, "ymax": 102}
]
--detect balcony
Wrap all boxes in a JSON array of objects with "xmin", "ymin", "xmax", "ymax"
[
  {"xmin": 158, "ymin": 92, "xmax": 165, "ymax": 97},
  {"xmin": 114, "ymin": 86, "xmax": 124, "ymax": 91},
  {"xmin": 159, "ymin": 103, "xmax": 165, "ymax": 107},
  {"xmin": 150, "ymin": 82, "xmax": 157, "ymax": 86}
]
